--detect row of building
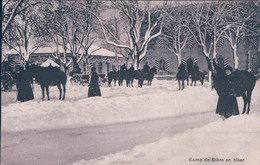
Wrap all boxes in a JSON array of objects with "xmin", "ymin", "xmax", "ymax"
[{"xmin": 3, "ymin": 36, "xmax": 260, "ymax": 75}]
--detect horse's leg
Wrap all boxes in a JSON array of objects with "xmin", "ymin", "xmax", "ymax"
[
  {"xmin": 242, "ymin": 93, "xmax": 247, "ymax": 114},
  {"xmin": 46, "ymin": 86, "xmax": 50, "ymax": 100},
  {"xmin": 178, "ymin": 80, "xmax": 181, "ymax": 90},
  {"xmin": 194, "ymin": 80, "xmax": 197, "ymax": 86},
  {"xmin": 182, "ymin": 80, "xmax": 185, "ymax": 90},
  {"xmin": 41, "ymin": 85, "xmax": 45, "ymax": 101},
  {"xmin": 57, "ymin": 84, "xmax": 62, "ymax": 99},
  {"xmin": 62, "ymin": 83, "xmax": 66, "ymax": 100},
  {"xmin": 247, "ymin": 90, "xmax": 252, "ymax": 114}
]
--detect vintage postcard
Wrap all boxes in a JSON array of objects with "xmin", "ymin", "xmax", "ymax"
[{"xmin": 1, "ymin": 0, "xmax": 260, "ymax": 165}]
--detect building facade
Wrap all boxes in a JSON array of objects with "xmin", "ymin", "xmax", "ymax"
[
  {"xmin": 140, "ymin": 36, "xmax": 259, "ymax": 75},
  {"xmin": 4, "ymin": 45, "xmax": 126, "ymax": 75}
]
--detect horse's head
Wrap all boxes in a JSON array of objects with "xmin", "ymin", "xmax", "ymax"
[{"xmin": 25, "ymin": 64, "xmax": 44, "ymax": 80}]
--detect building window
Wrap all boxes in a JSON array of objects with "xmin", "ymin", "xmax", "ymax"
[
  {"xmin": 98, "ymin": 62, "xmax": 102, "ymax": 73},
  {"xmin": 160, "ymin": 59, "xmax": 166, "ymax": 70},
  {"xmin": 217, "ymin": 57, "xmax": 224, "ymax": 69},
  {"xmin": 251, "ymin": 57, "xmax": 258, "ymax": 72}
]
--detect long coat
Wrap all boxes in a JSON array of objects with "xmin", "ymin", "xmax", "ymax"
[
  {"xmin": 216, "ymin": 75, "xmax": 239, "ymax": 118},
  {"xmin": 16, "ymin": 71, "xmax": 34, "ymax": 102},
  {"xmin": 88, "ymin": 72, "xmax": 101, "ymax": 97}
]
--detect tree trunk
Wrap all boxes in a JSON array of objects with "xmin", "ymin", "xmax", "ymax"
[
  {"xmin": 233, "ymin": 44, "xmax": 239, "ymax": 69},
  {"xmin": 213, "ymin": 42, "xmax": 217, "ymax": 59},
  {"xmin": 133, "ymin": 55, "xmax": 140, "ymax": 70},
  {"xmin": 202, "ymin": 50, "xmax": 212, "ymax": 84},
  {"xmin": 176, "ymin": 53, "xmax": 181, "ymax": 67},
  {"xmin": 133, "ymin": 58, "xmax": 138, "ymax": 70}
]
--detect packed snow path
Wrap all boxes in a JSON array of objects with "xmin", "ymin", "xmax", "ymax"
[{"xmin": 2, "ymin": 111, "xmax": 218, "ymax": 165}]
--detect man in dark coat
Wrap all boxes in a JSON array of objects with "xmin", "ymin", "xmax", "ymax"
[
  {"xmin": 193, "ymin": 63, "xmax": 199, "ymax": 72},
  {"xmin": 142, "ymin": 62, "xmax": 150, "ymax": 73},
  {"xmin": 88, "ymin": 67, "xmax": 101, "ymax": 97},
  {"xmin": 178, "ymin": 61, "xmax": 185, "ymax": 71},
  {"xmin": 16, "ymin": 67, "xmax": 34, "ymax": 102},
  {"xmin": 120, "ymin": 64, "xmax": 127, "ymax": 72}
]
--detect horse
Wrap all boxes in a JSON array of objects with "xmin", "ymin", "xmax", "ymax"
[
  {"xmin": 207, "ymin": 58, "xmax": 256, "ymax": 114},
  {"xmin": 191, "ymin": 70, "xmax": 207, "ymax": 86},
  {"xmin": 26, "ymin": 64, "xmax": 67, "ymax": 100},
  {"xmin": 135, "ymin": 70, "xmax": 145, "ymax": 88},
  {"xmin": 176, "ymin": 69, "xmax": 188, "ymax": 90},
  {"xmin": 144, "ymin": 66, "xmax": 157, "ymax": 86},
  {"xmin": 107, "ymin": 71, "xmax": 118, "ymax": 87},
  {"xmin": 125, "ymin": 68, "xmax": 135, "ymax": 87},
  {"xmin": 117, "ymin": 70, "xmax": 126, "ymax": 86}
]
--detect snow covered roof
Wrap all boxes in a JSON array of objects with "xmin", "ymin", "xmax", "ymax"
[
  {"xmin": 40, "ymin": 59, "xmax": 60, "ymax": 67},
  {"xmin": 5, "ymin": 45, "xmax": 124, "ymax": 58}
]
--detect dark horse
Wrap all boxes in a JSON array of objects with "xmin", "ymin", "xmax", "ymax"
[
  {"xmin": 176, "ymin": 70, "xmax": 188, "ymax": 90},
  {"xmin": 191, "ymin": 70, "xmax": 207, "ymax": 86},
  {"xmin": 207, "ymin": 57, "xmax": 256, "ymax": 114},
  {"xmin": 117, "ymin": 70, "xmax": 126, "ymax": 86},
  {"xmin": 134, "ymin": 70, "xmax": 144, "ymax": 88},
  {"xmin": 125, "ymin": 67, "xmax": 135, "ymax": 87},
  {"xmin": 135, "ymin": 67, "xmax": 157, "ymax": 87},
  {"xmin": 27, "ymin": 65, "xmax": 67, "ymax": 100},
  {"xmin": 144, "ymin": 66, "xmax": 157, "ymax": 86},
  {"xmin": 107, "ymin": 71, "xmax": 118, "ymax": 87}
]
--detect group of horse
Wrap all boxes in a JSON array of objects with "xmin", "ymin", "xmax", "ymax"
[
  {"xmin": 21, "ymin": 64, "xmax": 157, "ymax": 101},
  {"xmin": 21, "ymin": 60, "xmax": 257, "ymax": 116},
  {"xmin": 176, "ymin": 58, "xmax": 256, "ymax": 115},
  {"xmin": 176, "ymin": 69, "xmax": 207, "ymax": 90},
  {"xmin": 107, "ymin": 66, "xmax": 157, "ymax": 88}
]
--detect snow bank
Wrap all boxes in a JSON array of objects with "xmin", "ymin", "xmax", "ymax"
[
  {"xmin": 1, "ymin": 80, "xmax": 216, "ymax": 131},
  {"xmin": 72, "ymin": 115, "xmax": 260, "ymax": 165},
  {"xmin": 2, "ymin": 80, "xmax": 260, "ymax": 132}
]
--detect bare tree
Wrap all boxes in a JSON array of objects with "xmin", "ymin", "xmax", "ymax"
[
  {"xmin": 162, "ymin": 3, "xmax": 190, "ymax": 67},
  {"xmin": 2, "ymin": 0, "xmax": 41, "ymax": 37},
  {"xmin": 187, "ymin": 1, "xmax": 234, "ymax": 83},
  {"xmin": 223, "ymin": 2, "xmax": 259, "ymax": 69},
  {"xmin": 91, "ymin": 1, "xmax": 164, "ymax": 69},
  {"xmin": 39, "ymin": 0, "xmax": 100, "ymax": 74},
  {"xmin": 3, "ymin": 1, "xmax": 45, "ymax": 66}
]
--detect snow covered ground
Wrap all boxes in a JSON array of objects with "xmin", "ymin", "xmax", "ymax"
[
  {"xmin": 2, "ymin": 78, "xmax": 260, "ymax": 165},
  {"xmin": 2, "ymin": 79, "xmax": 221, "ymax": 131},
  {"xmin": 69, "ymin": 80, "xmax": 260, "ymax": 165},
  {"xmin": 72, "ymin": 115, "xmax": 260, "ymax": 165}
]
